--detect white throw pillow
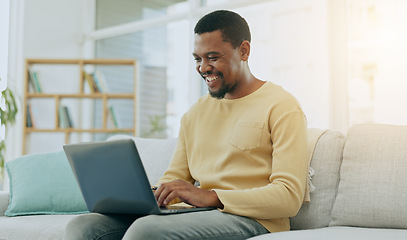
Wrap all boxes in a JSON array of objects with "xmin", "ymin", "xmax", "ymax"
[
  {"xmin": 290, "ymin": 130, "xmax": 345, "ymax": 230},
  {"xmin": 330, "ymin": 124, "xmax": 407, "ymax": 228}
]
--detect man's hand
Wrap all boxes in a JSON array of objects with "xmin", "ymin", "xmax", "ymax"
[{"xmin": 154, "ymin": 179, "xmax": 224, "ymax": 208}]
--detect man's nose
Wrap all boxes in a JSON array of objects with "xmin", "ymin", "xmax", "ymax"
[{"xmin": 199, "ymin": 60, "xmax": 212, "ymax": 73}]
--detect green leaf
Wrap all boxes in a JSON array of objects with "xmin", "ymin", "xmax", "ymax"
[
  {"xmin": 0, "ymin": 88, "xmax": 18, "ymax": 127},
  {"xmin": 0, "ymin": 84, "xmax": 19, "ymax": 176}
]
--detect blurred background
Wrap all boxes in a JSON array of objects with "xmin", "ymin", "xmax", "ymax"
[{"xmin": 1, "ymin": 0, "xmax": 407, "ymax": 158}]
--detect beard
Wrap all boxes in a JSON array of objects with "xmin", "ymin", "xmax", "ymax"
[
  {"xmin": 209, "ymin": 82, "xmax": 236, "ymax": 99},
  {"xmin": 204, "ymin": 72, "xmax": 237, "ymax": 99}
]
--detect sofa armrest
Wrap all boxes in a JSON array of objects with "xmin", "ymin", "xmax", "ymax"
[{"xmin": 0, "ymin": 191, "xmax": 10, "ymax": 216}]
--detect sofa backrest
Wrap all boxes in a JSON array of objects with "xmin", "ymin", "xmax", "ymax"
[
  {"xmin": 107, "ymin": 135, "xmax": 178, "ymax": 185},
  {"xmin": 0, "ymin": 191, "xmax": 9, "ymax": 216},
  {"xmin": 290, "ymin": 129, "xmax": 346, "ymax": 230},
  {"xmin": 330, "ymin": 124, "xmax": 407, "ymax": 229}
]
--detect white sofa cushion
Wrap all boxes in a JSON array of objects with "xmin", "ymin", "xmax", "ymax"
[
  {"xmin": 107, "ymin": 135, "xmax": 178, "ymax": 185},
  {"xmin": 248, "ymin": 226, "xmax": 407, "ymax": 240},
  {"xmin": 290, "ymin": 130, "xmax": 345, "ymax": 230},
  {"xmin": 330, "ymin": 124, "xmax": 407, "ymax": 228},
  {"xmin": 0, "ymin": 191, "xmax": 9, "ymax": 216},
  {"xmin": 0, "ymin": 214, "xmax": 77, "ymax": 240}
]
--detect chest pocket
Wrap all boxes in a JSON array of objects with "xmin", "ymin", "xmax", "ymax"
[{"xmin": 230, "ymin": 120, "xmax": 264, "ymax": 151}]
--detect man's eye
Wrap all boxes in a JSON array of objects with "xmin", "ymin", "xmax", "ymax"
[
  {"xmin": 194, "ymin": 58, "xmax": 201, "ymax": 62},
  {"xmin": 208, "ymin": 57, "xmax": 218, "ymax": 61}
]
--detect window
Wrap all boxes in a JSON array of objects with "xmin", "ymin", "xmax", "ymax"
[
  {"xmin": 347, "ymin": 0, "xmax": 407, "ymax": 126},
  {"xmin": 94, "ymin": 0, "xmax": 195, "ymax": 138}
]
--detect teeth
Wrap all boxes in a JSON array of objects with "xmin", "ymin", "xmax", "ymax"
[{"xmin": 206, "ymin": 76, "xmax": 219, "ymax": 82}]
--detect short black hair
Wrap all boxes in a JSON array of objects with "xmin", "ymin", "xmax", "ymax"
[{"xmin": 194, "ymin": 10, "xmax": 251, "ymax": 48}]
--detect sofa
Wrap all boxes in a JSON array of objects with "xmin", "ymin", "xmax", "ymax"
[{"xmin": 0, "ymin": 123, "xmax": 406, "ymax": 240}]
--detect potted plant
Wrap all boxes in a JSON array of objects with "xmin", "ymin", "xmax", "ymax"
[
  {"xmin": 142, "ymin": 114, "xmax": 168, "ymax": 139},
  {"xmin": 0, "ymin": 77, "xmax": 18, "ymax": 178}
]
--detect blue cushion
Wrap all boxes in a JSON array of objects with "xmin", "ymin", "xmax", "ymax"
[{"xmin": 5, "ymin": 151, "xmax": 88, "ymax": 216}]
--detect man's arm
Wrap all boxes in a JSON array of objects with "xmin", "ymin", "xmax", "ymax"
[
  {"xmin": 157, "ymin": 118, "xmax": 195, "ymax": 185},
  {"xmin": 154, "ymin": 117, "xmax": 198, "ymax": 205},
  {"xmin": 154, "ymin": 116, "xmax": 223, "ymax": 208}
]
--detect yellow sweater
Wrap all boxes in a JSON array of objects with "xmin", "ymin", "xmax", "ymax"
[{"xmin": 159, "ymin": 81, "xmax": 308, "ymax": 233}]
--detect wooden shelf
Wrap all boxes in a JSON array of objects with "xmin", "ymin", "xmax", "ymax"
[
  {"xmin": 22, "ymin": 58, "xmax": 138, "ymax": 155},
  {"xmin": 26, "ymin": 93, "xmax": 134, "ymax": 99},
  {"xmin": 26, "ymin": 58, "xmax": 136, "ymax": 65},
  {"xmin": 24, "ymin": 128, "xmax": 134, "ymax": 133}
]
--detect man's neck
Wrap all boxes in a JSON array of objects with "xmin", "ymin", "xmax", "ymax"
[{"xmin": 224, "ymin": 75, "xmax": 265, "ymax": 100}]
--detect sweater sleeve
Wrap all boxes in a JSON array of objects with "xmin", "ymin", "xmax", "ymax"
[
  {"xmin": 214, "ymin": 110, "xmax": 308, "ymax": 219},
  {"xmin": 158, "ymin": 117, "xmax": 195, "ymax": 185}
]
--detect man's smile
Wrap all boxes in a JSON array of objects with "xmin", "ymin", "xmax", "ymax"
[
  {"xmin": 205, "ymin": 75, "xmax": 220, "ymax": 86},
  {"xmin": 206, "ymin": 75, "xmax": 219, "ymax": 82}
]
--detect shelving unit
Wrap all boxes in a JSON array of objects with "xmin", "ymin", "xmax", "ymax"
[{"xmin": 22, "ymin": 58, "xmax": 137, "ymax": 155}]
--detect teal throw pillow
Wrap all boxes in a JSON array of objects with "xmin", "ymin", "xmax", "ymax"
[{"xmin": 5, "ymin": 151, "xmax": 89, "ymax": 216}]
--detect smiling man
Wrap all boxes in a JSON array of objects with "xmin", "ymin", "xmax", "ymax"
[
  {"xmin": 192, "ymin": 15, "xmax": 264, "ymax": 100},
  {"xmin": 64, "ymin": 10, "xmax": 308, "ymax": 240}
]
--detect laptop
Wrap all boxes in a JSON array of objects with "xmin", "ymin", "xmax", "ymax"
[{"xmin": 63, "ymin": 138, "xmax": 215, "ymax": 215}]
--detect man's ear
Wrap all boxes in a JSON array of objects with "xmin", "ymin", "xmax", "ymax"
[{"xmin": 239, "ymin": 41, "xmax": 250, "ymax": 61}]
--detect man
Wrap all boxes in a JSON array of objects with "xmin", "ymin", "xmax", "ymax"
[{"xmin": 65, "ymin": 10, "xmax": 308, "ymax": 240}]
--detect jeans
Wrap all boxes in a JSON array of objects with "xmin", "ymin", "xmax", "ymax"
[{"xmin": 64, "ymin": 210, "xmax": 269, "ymax": 240}]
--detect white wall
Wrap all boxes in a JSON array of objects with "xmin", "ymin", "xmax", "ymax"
[{"xmin": 23, "ymin": 0, "xmax": 84, "ymax": 59}]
